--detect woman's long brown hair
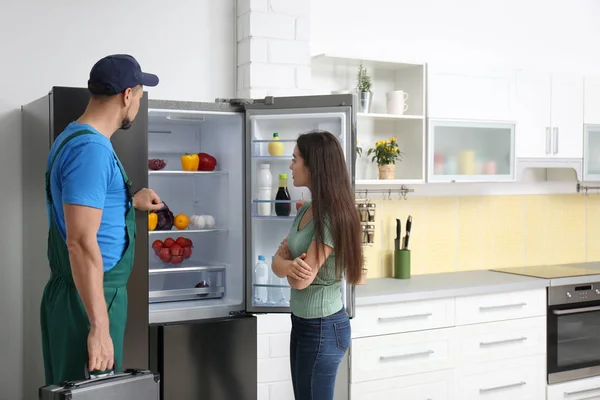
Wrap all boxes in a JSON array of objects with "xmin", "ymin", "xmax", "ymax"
[{"xmin": 296, "ymin": 130, "xmax": 363, "ymax": 285}]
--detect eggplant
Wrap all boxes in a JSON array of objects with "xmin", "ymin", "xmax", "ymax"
[{"xmin": 155, "ymin": 202, "xmax": 174, "ymax": 230}]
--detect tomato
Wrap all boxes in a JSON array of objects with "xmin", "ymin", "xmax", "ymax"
[
  {"xmin": 197, "ymin": 152, "xmax": 217, "ymax": 171},
  {"xmin": 158, "ymin": 248, "xmax": 171, "ymax": 263},
  {"xmin": 182, "ymin": 246, "xmax": 192, "ymax": 259},
  {"xmin": 185, "ymin": 238, "xmax": 193, "ymax": 247},
  {"xmin": 152, "ymin": 240, "xmax": 163, "ymax": 252},
  {"xmin": 163, "ymin": 238, "xmax": 175, "ymax": 248},
  {"xmin": 171, "ymin": 255, "xmax": 184, "ymax": 264},
  {"xmin": 175, "ymin": 237, "xmax": 188, "ymax": 247},
  {"xmin": 169, "ymin": 243, "xmax": 183, "ymax": 256}
]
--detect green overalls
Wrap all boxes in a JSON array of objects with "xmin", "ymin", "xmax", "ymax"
[{"xmin": 40, "ymin": 130, "xmax": 137, "ymax": 385}]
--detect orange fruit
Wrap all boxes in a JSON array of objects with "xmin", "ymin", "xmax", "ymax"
[{"xmin": 174, "ymin": 214, "xmax": 190, "ymax": 230}]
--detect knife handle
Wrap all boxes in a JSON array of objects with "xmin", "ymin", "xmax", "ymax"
[{"xmin": 396, "ymin": 219, "xmax": 401, "ymax": 239}]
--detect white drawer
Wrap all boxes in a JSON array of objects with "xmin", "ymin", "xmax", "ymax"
[
  {"xmin": 455, "ymin": 288, "xmax": 546, "ymax": 326},
  {"xmin": 456, "ymin": 316, "xmax": 546, "ymax": 366},
  {"xmin": 351, "ymin": 297, "xmax": 455, "ymax": 338},
  {"xmin": 351, "ymin": 369, "xmax": 455, "ymax": 400},
  {"xmin": 547, "ymin": 375, "xmax": 600, "ymax": 400},
  {"xmin": 456, "ymin": 354, "xmax": 546, "ymax": 400},
  {"xmin": 350, "ymin": 327, "xmax": 456, "ymax": 383}
]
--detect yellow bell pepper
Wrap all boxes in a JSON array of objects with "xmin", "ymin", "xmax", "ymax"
[
  {"xmin": 148, "ymin": 212, "xmax": 158, "ymax": 231},
  {"xmin": 181, "ymin": 153, "xmax": 200, "ymax": 171}
]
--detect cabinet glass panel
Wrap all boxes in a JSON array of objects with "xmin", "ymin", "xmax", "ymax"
[
  {"xmin": 428, "ymin": 120, "xmax": 515, "ymax": 182},
  {"xmin": 584, "ymin": 125, "xmax": 600, "ymax": 181}
]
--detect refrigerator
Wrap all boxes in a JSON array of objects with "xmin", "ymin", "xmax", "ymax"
[{"xmin": 22, "ymin": 87, "xmax": 357, "ymax": 400}]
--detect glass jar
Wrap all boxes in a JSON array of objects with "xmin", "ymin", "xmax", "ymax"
[
  {"xmin": 357, "ymin": 203, "xmax": 369, "ymax": 222},
  {"xmin": 361, "ymin": 224, "xmax": 369, "ymax": 245},
  {"xmin": 367, "ymin": 203, "xmax": 376, "ymax": 222},
  {"xmin": 366, "ymin": 225, "xmax": 375, "ymax": 244}
]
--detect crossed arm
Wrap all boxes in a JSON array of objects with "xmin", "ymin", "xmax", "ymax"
[{"xmin": 271, "ymin": 238, "xmax": 333, "ymax": 290}]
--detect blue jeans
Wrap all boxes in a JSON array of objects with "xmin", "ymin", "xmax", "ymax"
[{"xmin": 290, "ymin": 307, "xmax": 351, "ymax": 400}]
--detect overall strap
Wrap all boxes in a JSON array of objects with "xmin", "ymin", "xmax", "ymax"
[
  {"xmin": 45, "ymin": 130, "xmax": 96, "ymax": 205},
  {"xmin": 113, "ymin": 156, "xmax": 133, "ymax": 198}
]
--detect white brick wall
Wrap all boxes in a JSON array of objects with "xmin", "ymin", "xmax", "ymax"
[
  {"xmin": 236, "ymin": 2, "xmax": 313, "ymax": 398},
  {"xmin": 257, "ymin": 314, "xmax": 294, "ymax": 400},
  {"xmin": 236, "ymin": 0, "xmax": 311, "ymax": 98}
]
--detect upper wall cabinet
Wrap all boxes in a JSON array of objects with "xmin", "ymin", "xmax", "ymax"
[
  {"xmin": 583, "ymin": 75, "xmax": 600, "ymax": 181},
  {"xmin": 427, "ymin": 62, "xmax": 517, "ymax": 122},
  {"xmin": 516, "ymin": 70, "xmax": 584, "ymax": 160}
]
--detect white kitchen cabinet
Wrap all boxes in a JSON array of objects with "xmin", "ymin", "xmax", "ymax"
[
  {"xmin": 584, "ymin": 75, "xmax": 600, "ymax": 124},
  {"xmin": 350, "ymin": 297, "xmax": 454, "ymax": 338},
  {"xmin": 427, "ymin": 62, "xmax": 517, "ymax": 122},
  {"xmin": 456, "ymin": 354, "xmax": 546, "ymax": 400},
  {"xmin": 454, "ymin": 288, "xmax": 546, "ymax": 326},
  {"xmin": 548, "ymin": 374, "xmax": 600, "ymax": 400},
  {"xmin": 350, "ymin": 327, "xmax": 456, "ymax": 383},
  {"xmin": 582, "ymin": 75, "xmax": 600, "ymax": 181},
  {"xmin": 516, "ymin": 69, "xmax": 584, "ymax": 159},
  {"xmin": 427, "ymin": 119, "xmax": 515, "ymax": 182},
  {"xmin": 350, "ymin": 369, "xmax": 455, "ymax": 400}
]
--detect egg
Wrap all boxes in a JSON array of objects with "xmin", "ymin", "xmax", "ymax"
[
  {"xmin": 204, "ymin": 215, "xmax": 215, "ymax": 228},
  {"xmin": 191, "ymin": 215, "xmax": 206, "ymax": 229}
]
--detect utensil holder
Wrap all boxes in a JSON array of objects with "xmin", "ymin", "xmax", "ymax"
[{"xmin": 394, "ymin": 249, "xmax": 411, "ymax": 279}]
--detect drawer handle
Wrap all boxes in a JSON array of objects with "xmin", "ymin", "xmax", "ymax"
[
  {"xmin": 378, "ymin": 313, "xmax": 432, "ymax": 323},
  {"xmin": 479, "ymin": 302, "xmax": 527, "ymax": 311},
  {"xmin": 564, "ymin": 386, "xmax": 600, "ymax": 396},
  {"xmin": 479, "ymin": 337, "xmax": 527, "ymax": 347},
  {"xmin": 380, "ymin": 350, "xmax": 434, "ymax": 362},
  {"xmin": 479, "ymin": 381, "xmax": 526, "ymax": 393}
]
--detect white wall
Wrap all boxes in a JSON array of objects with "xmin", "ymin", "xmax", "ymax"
[
  {"xmin": 0, "ymin": 1, "xmax": 235, "ymax": 398},
  {"xmin": 311, "ymin": 0, "xmax": 600, "ymax": 73}
]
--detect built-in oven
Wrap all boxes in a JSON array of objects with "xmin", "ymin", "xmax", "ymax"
[{"xmin": 548, "ymin": 281, "xmax": 600, "ymax": 384}]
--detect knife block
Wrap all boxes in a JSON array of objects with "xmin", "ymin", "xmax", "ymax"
[{"xmin": 394, "ymin": 249, "xmax": 411, "ymax": 279}]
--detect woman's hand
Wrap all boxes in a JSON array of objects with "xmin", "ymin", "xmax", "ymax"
[
  {"xmin": 288, "ymin": 253, "xmax": 312, "ymax": 280},
  {"xmin": 277, "ymin": 238, "xmax": 292, "ymax": 260}
]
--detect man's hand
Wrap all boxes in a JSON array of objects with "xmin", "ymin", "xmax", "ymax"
[
  {"xmin": 88, "ymin": 326, "xmax": 114, "ymax": 372},
  {"xmin": 133, "ymin": 188, "xmax": 163, "ymax": 211}
]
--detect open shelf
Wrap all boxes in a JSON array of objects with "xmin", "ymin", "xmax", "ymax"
[
  {"xmin": 355, "ymin": 179, "xmax": 424, "ymax": 188},
  {"xmin": 252, "ymin": 215, "xmax": 296, "ymax": 220}
]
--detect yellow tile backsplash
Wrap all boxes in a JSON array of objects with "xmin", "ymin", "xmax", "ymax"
[{"xmin": 361, "ymin": 193, "xmax": 600, "ymax": 279}]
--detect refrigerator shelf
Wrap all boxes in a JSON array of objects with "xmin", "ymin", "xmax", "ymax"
[
  {"xmin": 253, "ymin": 283, "xmax": 290, "ymax": 289},
  {"xmin": 252, "ymin": 199, "xmax": 302, "ymax": 203},
  {"xmin": 149, "ymin": 265, "xmax": 226, "ymax": 275},
  {"xmin": 251, "ymin": 156, "xmax": 290, "ymax": 160},
  {"xmin": 252, "ymin": 215, "xmax": 296, "ymax": 220},
  {"xmin": 251, "ymin": 139, "xmax": 297, "ymax": 143},
  {"xmin": 149, "ymin": 228, "xmax": 228, "ymax": 235},
  {"xmin": 148, "ymin": 170, "xmax": 228, "ymax": 176},
  {"xmin": 149, "ymin": 286, "xmax": 225, "ymax": 302}
]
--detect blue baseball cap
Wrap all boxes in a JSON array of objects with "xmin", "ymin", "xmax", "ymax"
[{"xmin": 88, "ymin": 54, "xmax": 159, "ymax": 95}]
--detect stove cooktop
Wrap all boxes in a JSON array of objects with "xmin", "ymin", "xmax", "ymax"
[{"xmin": 492, "ymin": 265, "xmax": 600, "ymax": 279}]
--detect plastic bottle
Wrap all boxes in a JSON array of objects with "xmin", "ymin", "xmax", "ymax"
[
  {"xmin": 275, "ymin": 173, "xmax": 291, "ymax": 217},
  {"xmin": 268, "ymin": 256, "xmax": 285, "ymax": 305},
  {"xmin": 257, "ymin": 164, "xmax": 273, "ymax": 216},
  {"xmin": 268, "ymin": 132, "xmax": 284, "ymax": 156},
  {"xmin": 254, "ymin": 255, "xmax": 269, "ymax": 305}
]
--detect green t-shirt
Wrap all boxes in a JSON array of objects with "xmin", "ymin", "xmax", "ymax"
[{"xmin": 286, "ymin": 201, "xmax": 343, "ymax": 319}]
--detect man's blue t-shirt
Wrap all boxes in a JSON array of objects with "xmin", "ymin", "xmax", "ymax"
[{"xmin": 46, "ymin": 122, "xmax": 128, "ymax": 272}]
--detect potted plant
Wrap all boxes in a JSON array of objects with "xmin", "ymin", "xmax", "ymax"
[
  {"xmin": 367, "ymin": 137, "xmax": 402, "ymax": 179},
  {"xmin": 357, "ymin": 63, "xmax": 372, "ymax": 113}
]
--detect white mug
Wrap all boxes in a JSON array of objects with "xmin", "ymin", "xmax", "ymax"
[{"xmin": 386, "ymin": 90, "xmax": 409, "ymax": 115}]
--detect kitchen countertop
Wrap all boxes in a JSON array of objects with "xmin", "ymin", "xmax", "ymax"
[{"xmin": 355, "ymin": 270, "xmax": 550, "ymax": 306}]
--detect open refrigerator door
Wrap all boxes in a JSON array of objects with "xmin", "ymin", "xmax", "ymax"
[
  {"xmin": 244, "ymin": 94, "xmax": 357, "ymax": 318},
  {"xmin": 145, "ymin": 101, "xmax": 247, "ymax": 324}
]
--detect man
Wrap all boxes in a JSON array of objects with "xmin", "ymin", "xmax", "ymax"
[{"xmin": 41, "ymin": 54, "xmax": 163, "ymax": 385}]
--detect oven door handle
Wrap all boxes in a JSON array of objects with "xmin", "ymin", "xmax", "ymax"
[{"xmin": 553, "ymin": 305, "xmax": 600, "ymax": 315}]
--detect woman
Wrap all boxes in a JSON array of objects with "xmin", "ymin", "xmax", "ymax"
[{"xmin": 271, "ymin": 129, "xmax": 363, "ymax": 400}]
